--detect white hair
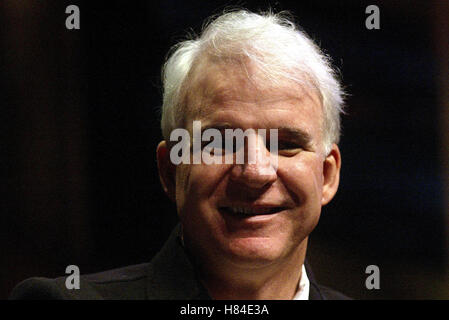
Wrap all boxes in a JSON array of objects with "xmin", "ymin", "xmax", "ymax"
[{"xmin": 161, "ymin": 9, "xmax": 345, "ymax": 155}]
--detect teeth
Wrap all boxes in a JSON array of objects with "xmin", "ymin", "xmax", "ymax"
[{"xmin": 229, "ymin": 207, "xmax": 274, "ymax": 215}]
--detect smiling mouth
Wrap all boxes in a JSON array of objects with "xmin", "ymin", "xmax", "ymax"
[{"xmin": 220, "ymin": 206, "xmax": 286, "ymax": 216}]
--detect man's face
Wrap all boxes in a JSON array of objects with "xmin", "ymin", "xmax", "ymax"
[{"xmin": 160, "ymin": 60, "xmax": 340, "ymax": 270}]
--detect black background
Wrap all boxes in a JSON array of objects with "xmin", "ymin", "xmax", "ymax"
[{"xmin": 1, "ymin": 0, "xmax": 448, "ymax": 299}]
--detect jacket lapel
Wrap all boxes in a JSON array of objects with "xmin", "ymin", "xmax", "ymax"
[
  {"xmin": 304, "ymin": 259, "xmax": 325, "ymax": 300},
  {"xmin": 145, "ymin": 224, "xmax": 210, "ymax": 299}
]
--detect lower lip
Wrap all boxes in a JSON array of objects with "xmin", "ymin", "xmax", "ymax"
[{"xmin": 219, "ymin": 208, "xmax": 284, "ymax": 224}]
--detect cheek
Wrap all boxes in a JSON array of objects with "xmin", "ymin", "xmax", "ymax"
[
  {"xmin": 278, "ymin": 156, "xmax": 324, "ymax": 205},
  {"xmin": 277, "ymin": 157, "xmax": 324, "ymax": 241},
  {"xmin": 175, "ymin": 164, "xmax": 229, "ymax": 215}
]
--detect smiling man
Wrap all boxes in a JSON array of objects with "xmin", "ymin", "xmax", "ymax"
[
  {"xmin": 10, "ymin": 9, "xmax": 349, "ymax": 300},
  {"xmin": 155, "ymin": 10, "xmax": 347, "ymax": 300}
]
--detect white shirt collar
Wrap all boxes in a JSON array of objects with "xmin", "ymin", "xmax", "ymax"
[{"xmin": 292, "ymin": 264, "xmax": 310, "ymax": 300}]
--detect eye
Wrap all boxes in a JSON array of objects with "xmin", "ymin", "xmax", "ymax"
[
  {"xmin": 277, "ymin": 141, "xmax": 303, "ymax": 156},
  {"xmin": 201, "ymin": 135, "xmax": 242, "ymax": 154},
  {"xmin": 222, "ymin": 136, "xmax": 244, "ymax": 153},
  {"xmin": 278, "ymin": 141, "xmax": 302, "ymax": 150}
]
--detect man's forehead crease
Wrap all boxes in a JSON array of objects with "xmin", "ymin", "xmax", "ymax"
[
  {"xmin": 185, "ymin": 79, "xmax": 231, "ymax": 113},
  {"xmin": 191, "ymin": 88, "xmax": 310, "ymax": 110},
  {"xmin": 192, "ymin": 65, "xmax": 300, "ymax": 102}
]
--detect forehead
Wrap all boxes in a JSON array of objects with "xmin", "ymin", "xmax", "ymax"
[{"xmin": 183, "ymin": 57, "xmax": 323, "ymax": 130}]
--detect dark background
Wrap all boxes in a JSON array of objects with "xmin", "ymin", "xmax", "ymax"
[{"xmin": 1, "ymin": 0, "xmax": 448, "ymax": 299}]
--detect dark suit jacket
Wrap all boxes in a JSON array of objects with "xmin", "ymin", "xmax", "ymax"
[{"xmin": 9, "ymin": 225, "xmax": 350, "ymax": 300}]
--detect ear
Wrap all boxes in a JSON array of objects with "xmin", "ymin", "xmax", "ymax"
[
  {"xmin": 157, "ymin": 140, "xmax": 176, "ymax": 202},
  {"xmin": 321, "ymin": 144, "xmax": 341, "ymax": 206}
]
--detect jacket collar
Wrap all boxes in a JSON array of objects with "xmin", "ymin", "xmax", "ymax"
[
  {"xmin": 145, "ymin": 224, "xmax": 210, "ymax": 299},
  {"xmin": 304, "ymin": 259, "xmax": 325, "ymax": 300}
]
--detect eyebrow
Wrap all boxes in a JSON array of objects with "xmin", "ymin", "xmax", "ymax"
[
  {"xmin": 200, "ymin": 124, "xmax": 313, "ymax": 145},
  {"xmin": 200, "ymin": 123, "xmax": 234, "ymax": 133},
  {"xmin": 277, "ymin": 126, "xmax": 313, "ymax": 147}
]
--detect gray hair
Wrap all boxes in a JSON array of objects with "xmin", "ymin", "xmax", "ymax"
[{"xmin": 160, "ymin": 10, "xmax": 345, "ymax": 155}]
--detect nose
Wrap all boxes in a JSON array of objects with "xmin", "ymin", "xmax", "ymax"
[{"xmin": 229, "ymin": 133, "xmax": 277, "ymax": 189}]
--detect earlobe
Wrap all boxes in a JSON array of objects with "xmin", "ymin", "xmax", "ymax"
[
  {"xmin": 156, "ymin": 141, "xmax": 176, "ymax": 202},
  {"xmin": 321, "ymin": 144, "xmax": 341, "ymax": 206}
]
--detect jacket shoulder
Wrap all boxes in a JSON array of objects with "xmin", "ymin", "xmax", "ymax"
[
  {"xmin": 316, "ymin": 284, "xmax": 352, "ymax": 300},
  {"xmin": 9, "ymin": 263, "xmax": 150, "ymax": 300},
  {"xmin": 9, "ymin": 277, "xmax": 68, "ymax": 300}
]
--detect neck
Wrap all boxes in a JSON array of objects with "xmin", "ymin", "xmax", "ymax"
[{"xmin": 195, "ymin": 239, "xmax": 308, "ymax": 300}]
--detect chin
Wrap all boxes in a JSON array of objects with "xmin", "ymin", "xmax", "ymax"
[{"xmin": 222, "ymin": 236, "xmax": 288, "ymax": 267}]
